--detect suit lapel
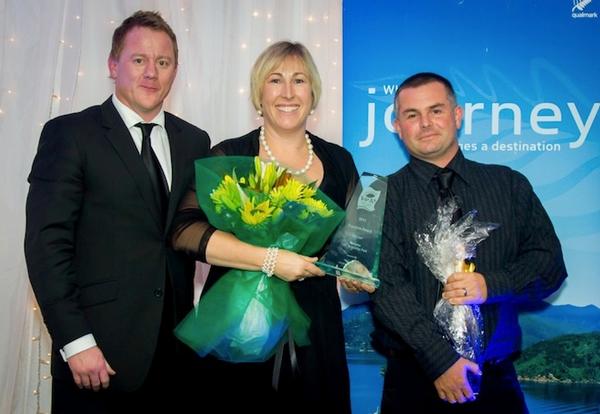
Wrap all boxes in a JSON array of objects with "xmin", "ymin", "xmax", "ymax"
[
  {"xmin": 164, "ymin": 113, "xmax": 185, "ymax": 232},
  {"xmin": 100, "ymin": 98, "xmax": 163, "ymax": 230}
]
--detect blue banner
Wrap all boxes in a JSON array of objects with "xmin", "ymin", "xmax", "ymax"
[{"xmin": 343, "ymin": 1, "xmax": 600, "ymax": 412}]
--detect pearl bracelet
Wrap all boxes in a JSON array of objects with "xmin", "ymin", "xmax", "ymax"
[{"xmin": 261, "ymin": 246, "xmax": 279, "ymax": 278}]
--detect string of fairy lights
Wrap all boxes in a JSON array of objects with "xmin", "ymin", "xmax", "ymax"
[
  {"xmin": 3, "ymin": 7, "xmax": 340, "ymax": 132},
  {"xmin": 4, "ymin": 3, "xmax": 341, "ymax": 413},
  {"xmin": 31, "ymin": 304, "xmax": 52, "ymax": 414}
]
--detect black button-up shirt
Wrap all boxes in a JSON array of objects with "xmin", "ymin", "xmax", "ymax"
[{"xmin": 371, "ymin": 150, "xmax": 567, "ymax": 380}]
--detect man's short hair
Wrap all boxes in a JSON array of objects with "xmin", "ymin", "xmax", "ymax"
[
  {"xmin": 110, "ymin": 10, "xmax": 178, "ymax": 65},
  {"xmin": 394, "ymin": 72, "xmax": 457, "ymax": 115}
]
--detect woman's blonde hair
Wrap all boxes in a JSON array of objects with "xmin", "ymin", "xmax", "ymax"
[{"xmin": 250, "ymin": 41, "xmax": 322, "ymax": 111}]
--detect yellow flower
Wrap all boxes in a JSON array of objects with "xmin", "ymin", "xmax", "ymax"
[
  {"xmin": 240, "ymin": 198, "xmax": 276, "ymax": 225},
  {"xmin": 269, "ymin": 178, "xmax": 307, "ymax": 207},
  {"xmin": 248, "ymin": 157, "xmax": 286, "ymax": 194},
  {"xmin": 302, "ymin": 184, "xmax": 317, "ymax": 199},
  {"xmin": 300, "ymin": 197, "xmax": 334, "ymax": 218},
  {"xmin": 210, "ymin": 175, "xmax": 244, "ymax": 212},
  {"xmin": 210, "ymin": 157, "xmax": 333, "ymax": 226}
]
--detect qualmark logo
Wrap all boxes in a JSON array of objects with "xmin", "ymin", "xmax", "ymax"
[{"xmin": 572, "ymin": 0, "xmax": 598, "ymax": 17}]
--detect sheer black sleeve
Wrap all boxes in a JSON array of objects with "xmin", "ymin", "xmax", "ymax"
[{"xmin": 169, "ymin": 146, "xmax": 228, "ymax": 261}]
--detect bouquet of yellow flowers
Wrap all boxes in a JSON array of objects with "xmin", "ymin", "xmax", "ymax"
[{"xmin": 175, "ymin": 156, "xmax": 344, "ymax": 362}]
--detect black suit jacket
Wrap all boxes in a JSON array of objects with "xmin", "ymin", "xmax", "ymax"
[{"xmin": 25, "ymin": 98, "xmax": 210, "ymax": 391}]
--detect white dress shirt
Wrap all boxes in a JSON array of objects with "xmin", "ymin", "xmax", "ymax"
[{"xmin": 112, "ymin": 94, "xmax": 172, "ymax": 189}]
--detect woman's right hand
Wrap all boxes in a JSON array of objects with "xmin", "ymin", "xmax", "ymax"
[{"xmin": 273, "ymin": 250, "xmax": 325, "ymax": 282}]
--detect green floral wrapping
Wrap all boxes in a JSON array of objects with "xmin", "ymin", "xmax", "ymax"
[{"xmin": 174, "ymin": 156, "xmax": 345, "ymax": 362}]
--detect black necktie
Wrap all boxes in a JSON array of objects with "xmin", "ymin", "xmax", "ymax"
[
  {"xmin": 434, "ymin": 168, "xmax": 464, "ymax": 300},
  {"xmin": 435, "ymin": 168, "xmax": 462, "ymax": 223},
  {"xmin": 135, "ymin": 122, "xmax": 169, "ymax": 218}
]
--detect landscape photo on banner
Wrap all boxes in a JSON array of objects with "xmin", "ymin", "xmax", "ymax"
[{"xmin": 342, "ymin": 1, "xmax": 600, "ymax": 413}]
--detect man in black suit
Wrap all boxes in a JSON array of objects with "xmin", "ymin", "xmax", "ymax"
[{"xmin": 25, "ymin": 10, "xmax": 210, "ymax": 413}]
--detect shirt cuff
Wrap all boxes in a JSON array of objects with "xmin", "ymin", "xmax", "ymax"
[{"xmin": 59, "ymin": 334, "xmax": 97, "ymax": 361}]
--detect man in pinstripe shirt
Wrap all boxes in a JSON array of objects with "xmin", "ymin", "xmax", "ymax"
[{"xmin": 371, "ymin": 72, "xmax": 567, "ymax": 413}]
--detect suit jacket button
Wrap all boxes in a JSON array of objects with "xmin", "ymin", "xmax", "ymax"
[{"xmin": 153, "ymin": 288, "xmax": 163, "ymax": 298}]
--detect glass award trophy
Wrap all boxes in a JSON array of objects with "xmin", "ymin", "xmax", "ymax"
[{"xmin": 317, "ymin": 172, "xmax": 387, "ymax": 287}]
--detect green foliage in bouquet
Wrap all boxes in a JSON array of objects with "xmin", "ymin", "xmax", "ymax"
[{"xmin": 174, "ymin": 156, "xmax": 345, "ymax": 363}]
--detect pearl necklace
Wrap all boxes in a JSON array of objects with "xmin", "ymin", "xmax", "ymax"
[{"xmin": 259, "ymin": 126, "xmax": 314, "ymax": 175}]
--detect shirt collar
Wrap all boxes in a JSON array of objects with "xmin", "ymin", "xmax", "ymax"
[
  {"xmin": 111, "ymin": 94, "xmax": 165, "ymax": 130},
  {"xmin": 408, "ymin": 150, "xmax": 470, "ymax": 189}
]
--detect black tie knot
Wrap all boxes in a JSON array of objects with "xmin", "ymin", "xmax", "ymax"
[
  {"xmin": 434, "ymin": 167, "xmax": 463, "ymax": 223},
  {"xmin": 135, "ymin": 122, "xmax": 157, "ymax": 141}
]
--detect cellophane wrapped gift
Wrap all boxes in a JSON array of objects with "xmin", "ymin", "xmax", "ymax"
[{"xmin": 415, "ymin": 198, "xmax": 498, "ymax": 393}]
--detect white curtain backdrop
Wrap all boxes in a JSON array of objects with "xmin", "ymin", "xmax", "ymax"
[{"xmin": 0, "ymin": 1, "xmax": 342, "ymax": 412}]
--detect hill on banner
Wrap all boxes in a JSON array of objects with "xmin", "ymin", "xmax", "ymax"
[
  {"xmin": 519, "ymin": 304, "xmax": 600, "ymax": 348},
  {"xmin": 342, "ymin": 303, "xmax": 600, "ymax": 353},
  {"xmin": 515, "ymin": 332, "xmax": 600, "ymax": 384}
]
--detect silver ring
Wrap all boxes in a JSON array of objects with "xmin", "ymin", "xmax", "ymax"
[{"xmin": 463, "ymin": 287, "xmax": 468, "ymax": 297}]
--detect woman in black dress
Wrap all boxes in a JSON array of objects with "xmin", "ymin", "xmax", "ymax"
[{"xmin": 171, "ymin": 41, "xmax": 359, "ymax": 413}]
